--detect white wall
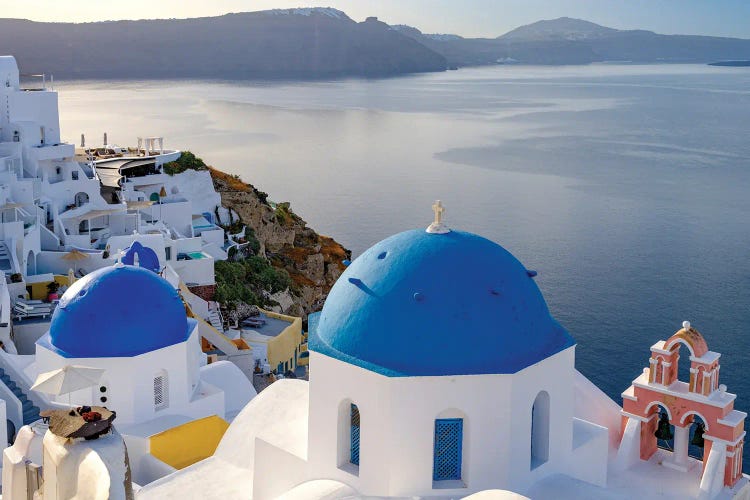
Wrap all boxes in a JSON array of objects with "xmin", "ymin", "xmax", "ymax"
[
  {"xmin": 151, "ymin": 201, "xmax": 192, "ymax": 237},
  {"xmin": 8, "ymin": 92, "xmax": 61, "ymax": 146},
  {"xmin": 32, "ymin": 324, "xmax": 223, "ymax": 426},
  {"xmin": 305, "ymin": 347, "xmax": 601, "ymax": 498}
]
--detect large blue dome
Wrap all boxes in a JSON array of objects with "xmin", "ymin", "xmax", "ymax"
[
  {"xmin": 310, "ymin": 229, "xmax": 575, "ymax": 376},
  {"xmin": 46, "ymin": 265, "xmax": 190, "ymax": 358}
]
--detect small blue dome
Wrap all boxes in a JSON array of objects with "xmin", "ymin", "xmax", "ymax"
[
  {"xmin": 310, "ymin": 229, "xmax": 574, "ymax": 376},
  {"xmin": 46, "ymin": 265, "xmax": 190, "ymax": 358}
]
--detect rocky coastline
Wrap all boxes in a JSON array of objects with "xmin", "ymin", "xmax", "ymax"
[{"xmin": 209, "ymin": 167, "xmax": 350, "ymax": 318}]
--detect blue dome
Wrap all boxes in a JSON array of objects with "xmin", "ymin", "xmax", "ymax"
[
  {"xmin": 122, "ymin": 242, "xmax": 161, "ymax": 274},
  {"xmin": 310, "ymin": 229, "xmax": 574, "ymax": 376},
  {"xmin": 46, "ymin": 265, "xmax": 190, "ymax": 358}
]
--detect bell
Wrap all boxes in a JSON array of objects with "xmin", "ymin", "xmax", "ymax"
[
  {"xmin": 691, "ymin": 423, "xmax": 705, "ymax": 448},
  {"xmin": 654, "ymin": 413, "xmax": 674, "ymax": 441}
]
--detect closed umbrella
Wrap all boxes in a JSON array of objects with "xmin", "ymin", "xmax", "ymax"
[{"xmin": 31, "ymin": 365, "xmax": 105, "ymax": 406}]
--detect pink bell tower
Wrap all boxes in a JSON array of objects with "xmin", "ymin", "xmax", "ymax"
[{"xmin": 619, "ymin": 322, "xmax": 746, "ymax": 491}]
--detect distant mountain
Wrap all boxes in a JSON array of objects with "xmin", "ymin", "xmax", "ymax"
[
  {"xmin": 395, "ymin": 17, "xmax": 750, "ymax": 66},
  {"xmin": 3, "ymin": 11, "xmax": 750, "ymax": 81},
  {"xmin": 498, "ymin": 17, "xmax": 618, "ymax": 41},
  {"xmin": 0, "ymin": 9, "xmax": 446, "ymax": 80}
]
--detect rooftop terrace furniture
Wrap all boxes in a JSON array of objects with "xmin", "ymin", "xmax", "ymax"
[
  {"xmin": 13, "ymin": 298, "xmax": 54, "ymax": 320},
  {"xmin": 242, "ymin": 317, "xmax": 267, "ymax": 328}
]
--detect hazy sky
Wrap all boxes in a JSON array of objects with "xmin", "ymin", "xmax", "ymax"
[{"xmin": 5, "ymin": 0, "xmax": 750, "ymax": 39}]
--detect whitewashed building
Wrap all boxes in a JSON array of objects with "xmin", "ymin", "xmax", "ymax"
[{"xmin": 2, "ymin": 259, "xmax": 255, "ymax": 493}]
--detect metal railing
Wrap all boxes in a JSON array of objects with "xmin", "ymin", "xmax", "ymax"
[{"xmin": 19, "ymin": 73, "xmax": 53, "ymax": 91}]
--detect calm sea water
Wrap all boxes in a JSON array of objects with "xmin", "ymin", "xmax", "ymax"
[{"xmin": 57, "ymin": 65, "xmax": 750, "ymax": 458}]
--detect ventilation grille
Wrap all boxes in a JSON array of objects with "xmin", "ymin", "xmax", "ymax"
[
  {"xmin": 433, "ymin": 418, "xmax": 462, "ymax": 481},
  {"xmin": 154, "ymin": 375, "xmax": 167, "ymax": 409}
]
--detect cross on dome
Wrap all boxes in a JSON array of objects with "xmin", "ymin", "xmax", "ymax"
[
  {"xmin": 426, "ymin": 200, "xmax": 450, "ymax": 234},
  {"xmin": 114, "ymin": 248, "xmax": 125, "ymax": 268}
]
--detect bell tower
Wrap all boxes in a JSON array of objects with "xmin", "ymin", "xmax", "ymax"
[{"xmin": 616, "ymin": 322, "xmax": 746, "ymax": 497}]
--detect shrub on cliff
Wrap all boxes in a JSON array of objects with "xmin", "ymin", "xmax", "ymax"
[
  {"xmin": 163, "ymin": 151, "xmax": 208, "ymax": 175},
  {"xmin": 214, "ymin": 256, "xmax": 291, "ymax": 308}
]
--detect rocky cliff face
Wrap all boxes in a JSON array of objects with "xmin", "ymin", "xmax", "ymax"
[{"xmin": 211, "ymin": 168, "xmax": 350, "ymax": 317}]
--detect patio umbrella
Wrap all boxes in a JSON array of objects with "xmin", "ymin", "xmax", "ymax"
[
  {"xmin": 62, "ymin": 249, "xmax": 88, "ymax": 261},
  {"xmin": 61, "ymin": 249, "xmax": 89, "ymax": 275},
  {"xmin": 31, "ymin": 365, "xmax": 105, "ymax": 406}
]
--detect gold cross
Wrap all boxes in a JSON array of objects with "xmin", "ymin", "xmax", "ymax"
[{"xmin": 432, "ymin": 200, "xmax": 444, "ymax": 225}]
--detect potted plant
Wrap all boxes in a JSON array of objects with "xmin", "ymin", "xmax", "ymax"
[{"xmin": 46, "ymin": 281, "xmax": 61, "ymax": 302}]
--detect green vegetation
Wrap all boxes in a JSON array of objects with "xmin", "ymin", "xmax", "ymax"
[
  {"xmin": 163, "ymin": 151, "xmax": 208, "ymax": 175},
  {"xmin": 214, "ymin": 256, "xmax": 291, "ymax": 308},
  {"xmin": 244, "ymin": 227, "xmax": 261, "ymax": 255},
  {"xmin": 273, "ymin": 202, "xmax": 303, "ymax": 227}
]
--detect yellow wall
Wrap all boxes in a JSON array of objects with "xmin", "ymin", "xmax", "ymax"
[
  {"xmin": 149, "ymin": 415, "xmax": 229, "ymax": 470},
  {"xmin": 27, "ymin": 275, "xmax": 73, "ymax": 300},
  {"xmin": 262, "ymin": 309, "xmax": 303, "ymax": 370}
]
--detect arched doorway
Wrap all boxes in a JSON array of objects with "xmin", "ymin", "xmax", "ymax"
[
  {"xmin": 26, "ymin": 250, "xmax": 35, "ymax": 275},
  {"xmin": 74, "ymin": 192, "xmax": 89, "ymax": 207}
]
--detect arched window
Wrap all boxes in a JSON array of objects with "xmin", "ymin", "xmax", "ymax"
[
  {"xmin": 433, "ymin": 418, "xmax": 463, "ymax": 481},
  {"xmin": 350, "ymin": 404, "xmax": 360, "ymax": 466},
  {"xmin": 531, "ymin": 391, "xmax": 550, "ymax": 469},
  {"xmin": 153, "ymin": 371, "xmax": 168, "ymax": 410}
]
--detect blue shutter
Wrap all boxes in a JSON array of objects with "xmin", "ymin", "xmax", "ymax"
[
  {"xmin": 433, "ymin": 418, "xmax": 463, "ymax": 481},
  {"xmin": 350, "ymin": 404, "xmax": 360, "ymax": 466}
]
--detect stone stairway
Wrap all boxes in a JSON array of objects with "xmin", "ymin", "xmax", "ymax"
[
  {"xmin": 0, "ymin": 367, "xmax": 40, "ymax": 424},
  {"xmin": 208, "ymin": 308, "xmax": 224, "ymax": 333},
  {"xmin": 0, "ymin": 242, "xmax": 13, "ymax": 273}
]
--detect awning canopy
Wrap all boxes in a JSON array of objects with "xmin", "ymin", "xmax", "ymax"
[
  {"xmin": 59, "ymin": 206, "xmax": 125, "ymax": 223},
  {"xmin": 126, "ymin": 200, "xmax": 155, "ymax": 210}
]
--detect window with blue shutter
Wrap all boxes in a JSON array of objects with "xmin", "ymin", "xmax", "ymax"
[
  {"xmin": 350, "ymin": 404, "xmax": 360, "ymax": 466},
  {"xmin": 433, "ymin": 418, "xmax": 463, "ymax": 481}
]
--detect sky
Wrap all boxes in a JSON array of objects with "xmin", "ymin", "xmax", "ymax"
[{"xmin": 3, "ymin": 0, "xmax": 750, "ymax": 39}]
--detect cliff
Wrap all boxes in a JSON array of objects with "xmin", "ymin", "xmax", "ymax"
[
  {"xmin": 1, "ymin": 9, "xmax": 446, "ymax": 80},
  {"xmin": 210, "ymin": 168, "xmax": 350, "ymax": 317},
  {"xmin": 393, "ymin": 17, "xmax": 750, "ymax": 67}
]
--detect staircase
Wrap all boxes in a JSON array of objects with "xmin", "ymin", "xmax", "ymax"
[
  {"xmin": 0, "ymin": 367, "xmax": 40, "ymax": 424},
  {"xmin": 208, "ymin": 307, "xmax": 224, "ymax": 333},
  {"xmin": 0, "ymin": 242, "xmax": 13, "ymax": 273}
]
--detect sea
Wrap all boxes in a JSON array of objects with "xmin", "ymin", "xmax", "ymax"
[{"xmin": 57, "ymin": 63, "xmax": 750, "ymax": 462}]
